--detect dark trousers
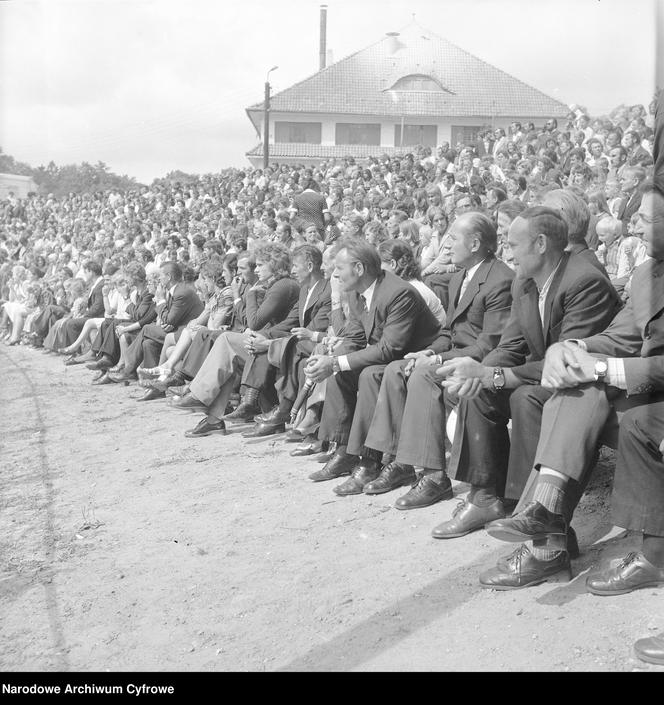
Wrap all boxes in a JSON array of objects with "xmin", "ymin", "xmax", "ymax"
[
  {"xmin": 32, "ymin": 305, "xmax": 67, "ymax": 339},
  {"xmin": 124, "ymin": 323, "xmax": 166, "ymax": 372},
  {"xmin": 319, "ymin": 365, "xmax": 385, "ymax": 452},
  {"xmin": 516, "ymin": 384, "xmax": 664, "ymax": 523},
  {"xmin": 366, "ymin": 362, "xmax": 456, "ymax": 470},
  {"xmin": 613, "ymin": 402, "xmax": 664, "ymax": 536},
  {"xmin": 61, "ymin": 317, "xmax": 87, "ymax": 346},
  {"xmin": 91, "ymin": 318, "xmax": 123, "ymax": 362},
  {"xmin": 177, "ymin": 328, "xmax": 224, "ymax": 380},
  {"xmin": 448, "ymin": 384, "xmax": 554, "ymax": 498}
]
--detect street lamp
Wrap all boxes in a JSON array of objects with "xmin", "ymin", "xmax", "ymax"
[{"xmin": 264, "ymin": 65, "xmax": 279, "ymax": 169}]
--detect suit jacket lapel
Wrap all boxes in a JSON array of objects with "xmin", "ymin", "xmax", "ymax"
[
  {"xmin": 450, "ymin": 259, "xmax": 492, "ymax": 325},
  {"xmin": 365, "ymin": 274, "xmax": 383, "ymax": 340},
  {"xmin": 520, "ymin": 279, "xmax": 545, "ymax": 357},
  {"xmin": 301, "ymin": 279, "xmax": 323, "ymax": 326},
  {"xmin": 542, "ymin": 253, "xmax": 569, "ymax": 337},
  {"xmin": 636, "ymin": 260, "xmax": 664, "ymax": 329}
]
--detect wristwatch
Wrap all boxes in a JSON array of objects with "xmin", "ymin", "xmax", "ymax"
[
  {"xmin": 594, "ymin": 359, "xmax": 608, "ymax": 382},
  {"xmin": 492, "ymin": 367, "xmax": 506, "ymax": 392},
  {"xmin": 331, "ymin": 356, "xmax": 341, "ymax": 374}
]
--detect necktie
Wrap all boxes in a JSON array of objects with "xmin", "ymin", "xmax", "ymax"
[{"xmin": 458, "ymin": 273, "xmax": 469, "ymax": 302}]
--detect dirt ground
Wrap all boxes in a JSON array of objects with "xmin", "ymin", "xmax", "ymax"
[{"xmin": 1, "ymin": 343, "xmax": 662, "ymax": 673}]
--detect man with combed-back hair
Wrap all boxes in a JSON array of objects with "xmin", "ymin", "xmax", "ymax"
[{"xmin": 303, "ymin": 238, "xmax": 441, "ymax": 493}]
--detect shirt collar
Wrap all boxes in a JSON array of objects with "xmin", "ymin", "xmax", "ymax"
[
  {"xmin": 169, "ymin": 284, "xmax": 178, "ymax": 297},
  {"xmin": 538, "ymin": 255, "xmax": 564, "ymax": 300},
  {"xmin": 463, "ymin": 260, "xmax": 483, "ymax": 283}
]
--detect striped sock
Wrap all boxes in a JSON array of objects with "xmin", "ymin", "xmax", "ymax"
[{"xmin": 533, "ymin": 481, "xmax": 565, "ymax": 515}]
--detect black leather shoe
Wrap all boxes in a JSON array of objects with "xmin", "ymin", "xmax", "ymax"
[
  {"xmin": 333, "ymin": 460, "xmax": 380, "ymax": 496},
  {"xmin": 290, "ymin": 438, "xmax": 327, "ymax": 457},
  {"xmin": 224, "ymin": 401, "xmax": 261, "ymax": 423},
  {"xmin": 242, "ymin": 420, "xmax": 286, "ymax": 438},
  {"xmin": 432, "ymin": 498, "xmax": 505, "ymax": 538},
  {"xmin": 184, "ymin": 418, "xmax": 227, "ymax": 438},
  {"xmin": 485, "ymin": 500, "xmax": 567, "ymax": 546},
  {"xmin": 92, "ymin": 372, "xmax": 112, "ymax": 385},
  {"xmin": 137, "ymin": 387, "xmax": 166, "ymax": 402},
  {"xmin": 169, "ymin": 393, "xmax": 207, "ymax": 412},
  {"xmin": 479, "ymin": 544, "xmax": 572, "ymax": 590},
  {"xmin": 253, "ymin": 407, "xmax": 291, "ymax": 425},
  {"xmin": 395, "ymin": 475, "xmax": 454, "ymax": 510},
  {"xmin": 586, "ymin": 552, "xmax": 664, "ymax": 596},
  {"xmin": 634, "ymin": 632, "xmax": 664, "ymax": 666},
  {"xmin": 309, "ymin": 452, "xmax": 357, "ymax": 482},
  {"xmin": 86, "ymin": 356, "xmax": 113, "ymax": 371},
  {"xmin": 364, "ymin": 462, "xmax": 417, "ymax": 495},
  {"xmin": 499, "ymin": 526, "xmax": 580, "ymax": 567}
]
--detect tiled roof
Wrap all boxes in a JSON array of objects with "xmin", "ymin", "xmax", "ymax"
[
  {"xmin": 247, "ymin": 24, "xmax": 568, "ymax": 119},
  {"xmin": 246, "ymin": 143, "xmax": 422, "ymax": 159}
]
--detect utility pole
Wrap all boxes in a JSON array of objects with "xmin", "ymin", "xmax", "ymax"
[{"xmin": 263, "ymin": 66, "xmax": 278, "ymax": 169}]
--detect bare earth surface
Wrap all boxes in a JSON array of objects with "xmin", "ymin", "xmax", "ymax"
[{"xmin": 1, "ymin": 344, "xmax": 662, "ymax": 673}]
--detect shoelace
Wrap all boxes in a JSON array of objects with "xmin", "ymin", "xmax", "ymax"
[
  {"xmin": 506, "ymin": 544, "xmax": 530, "ymax": 571},
  {"xmin": 618, "ymin": 551, "xmax": 639, "ymax": 569},
  {"xmin": 451, "ymin": 500, "xmax": 468, "ymax": 518}
]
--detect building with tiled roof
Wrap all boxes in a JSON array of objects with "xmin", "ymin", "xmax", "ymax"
[{"xmin": 245, "ymin": 23, "xmax": 569, "ymax": 167}]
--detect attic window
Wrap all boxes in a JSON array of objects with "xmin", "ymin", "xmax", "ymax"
[{"xmin": 390, "ymin": 74, "xmax": 449, "ymax": 92}]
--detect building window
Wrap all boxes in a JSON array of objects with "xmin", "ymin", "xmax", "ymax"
[
  {"xmin": 451, "ymin": 125, "xmax": 485, "ymax": 147},
  {"xmin": 335, "ymin": 123, "xmax": 381, "ymax": 146},
  {"xmin": 394, "ymin": 124, "xmax": 438, "ymax": 148},
  {"xmin": 274, "ymin": 122, "xmax": 322, "ymax": 144}
]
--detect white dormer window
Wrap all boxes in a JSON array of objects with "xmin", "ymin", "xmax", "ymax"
[{"xmin": 389, "ymin": 74, "xmax": 452, "ymax": 92}]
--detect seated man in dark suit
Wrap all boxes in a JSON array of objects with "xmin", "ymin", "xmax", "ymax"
[
  {"xmin": 432, "ymin": 206, "xmax": 620, "ymax": 544},
  {"xmin": 108, "ymin": 261, "xmax": 203, "ymax": 382},
  {"xmin": 358, "ymin": 212, "xmax": 514, "ymax": 506},
  {"xmin": 59, "ymin": 260, "xmax": 105, "ymax": 348},
  {"xmin": 478, "ymin": 182, "xmax": 664, "ymax": 590},
  {"xmin": 303, "ymin": 239, "xmax": 441, "ymax": 491},
  {"xmin": 239, "ymin": 244, "xmax": 331, "ymax": 437},
  {"xmin": 171, "ymin": 242, "xmax": 299, "ymax": 437}
]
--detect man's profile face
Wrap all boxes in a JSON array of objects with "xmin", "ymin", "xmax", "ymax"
[
  {"xmin": 609, "ymin": 148, "xmax": 625, "ymax": 168},
  {"xmin": 291, "ymin": 255, "xmax": 311, "ymax": 285},
  {"xmin": 637, "ymin": 192, "xmax": 664, "ymax": 260},
  {"xmin": 449, "ymin": 217, "xmax": 475, "ymax": 267},
  {"xmin": 334, "ymin": 248, "xmax": 363, "ymax": 292},
  {"xmin": 507, "ymin": 217, "xmax": 539, "ymax": 279}
]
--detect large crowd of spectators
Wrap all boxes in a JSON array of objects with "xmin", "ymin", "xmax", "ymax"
[{"xmin": 2, "ymin": 98, "xmax": 664, "ymax": 665}]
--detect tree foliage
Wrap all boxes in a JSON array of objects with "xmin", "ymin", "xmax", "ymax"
[{"xmin": 0, "ymin": 147, "xmax": 141, "ymax": 197}]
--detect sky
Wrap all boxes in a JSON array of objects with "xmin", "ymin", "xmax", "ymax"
[{"xmin": 0, "ymin": 0, "xmax": 658, "ymax": 183}]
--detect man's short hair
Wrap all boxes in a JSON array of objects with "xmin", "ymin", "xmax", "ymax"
[
  {"xmin": 623, "ymin": 165, "xmax": 647, "ymax": 183},
  {"xmin": 338, "ymin": 238, "xmax": 382, "ymax": 278},
  {"xmin": 541, "ymin": 189, "xmax": 590, "ymax": 245},
  {"xmin": 518, "ymin": 206, "xmax": 569, "ymax": 251},
  {"xmin": 496, "ymin": 198, "xmax": 527, "ymax": 222},
  {"xmin": 292, "ymin": 244, "xmax": 323, "ymax": 270},
  {"xmin": 460, "ymin": 212, "xmax": 498, "ymax": 254},
  {"xmin": 83, "ymin": 260, "xmax": 102, "ymax": 276},
  {"xmin": 160, "ymin": 261, "xmax": 183, "ymax": 281}
]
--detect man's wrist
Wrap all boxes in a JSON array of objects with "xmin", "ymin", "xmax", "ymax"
[{"xmin": 331, "ymin": 356, "xmax": 341, "ymax": 374}]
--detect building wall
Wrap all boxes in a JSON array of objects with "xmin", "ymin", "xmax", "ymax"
[
  {"xmin": 0, "ymin": 173, "xmax": 38, "ymax": 200},
  {"xmin": 257, "ymin": 111, "xmax": 565, "ymax": 150}
]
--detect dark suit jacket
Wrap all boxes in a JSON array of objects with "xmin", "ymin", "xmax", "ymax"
[
  {"xmin": 161, "ymin": 282, "xmax": 204, "ymax": 330},
  {"xmin": 229, "ymin": 280, "xmax": 250, "ymax": 332},
  {"xmin": 84, "ymin": 279, "xmax": 104, "ymax": 318},
  {"xmin": 429, "ymin": 256, "xmax": 515, "ymax": 361},
  {"xmin": 483, "ymin": 252, "xmax": 621, "ymax": 384},
  {"xmin": 266, "ymin": 278, "xmax": 331, "ymax": 339},
  {"xmin": 583, "ymin": 258, "xmax": 664, "ymax": 395},
  {"xmin": 342, "ymin": 271, "xmax": 441, "ymax": 370},
  {"xmin": 244, "ymin": 276, "xmax": 300, "ymax": 333},
  {"xmin": 618, "ymin": 190, "xmax": 643, "ymax": 234},
  {"xmin": 567, "ymin": 242, "xmax": 608, "ymax": 275},
  {"xmin": 126, "ymin": 290, "xmax": 156, "ymax": 328}
]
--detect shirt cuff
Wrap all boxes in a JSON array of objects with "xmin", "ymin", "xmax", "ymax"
[
  {"xmin": 606, "ymin": 358, "xmax": 627, "ymax": 389},
  {"xmin": 337, "ymin": 355, "xmax": 350, "ymax": 372}
]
